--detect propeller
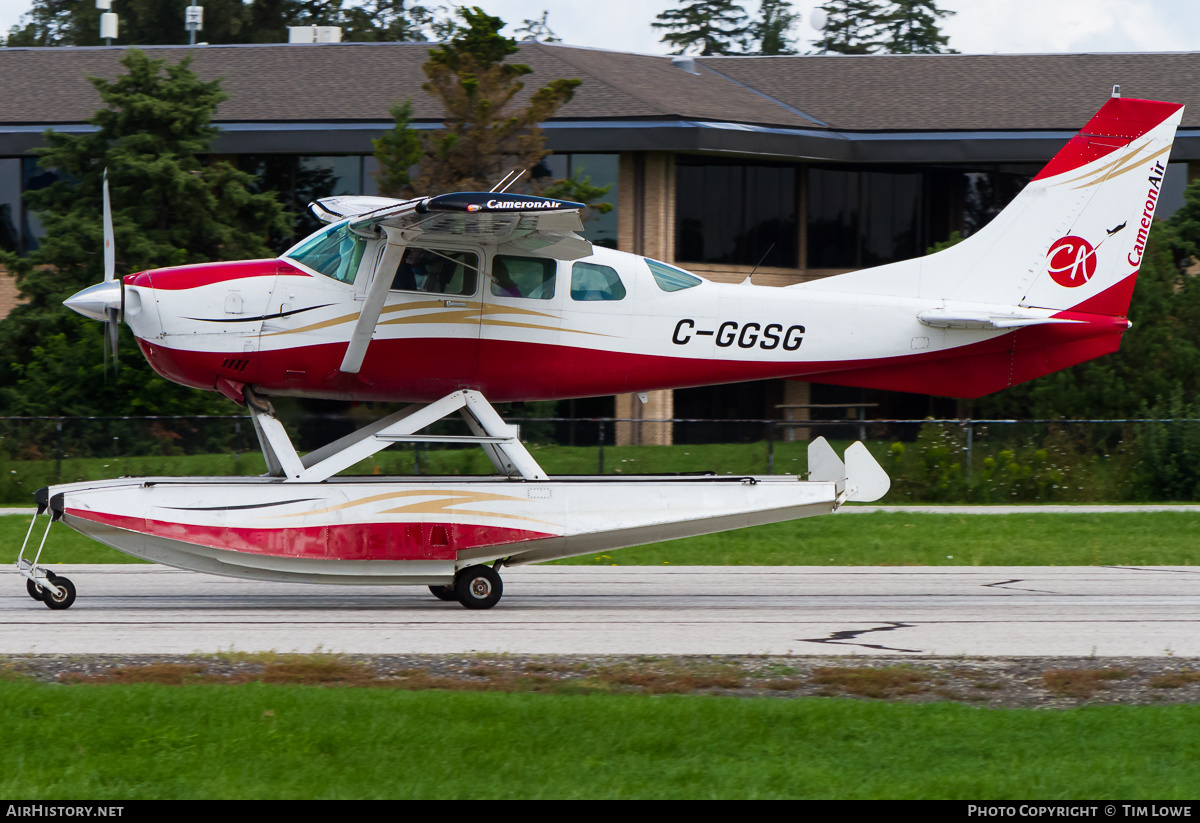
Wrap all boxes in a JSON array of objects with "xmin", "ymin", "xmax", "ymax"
[{"xmin": 63, "ymin": 169, "xmax": 123, "ymax": 375}]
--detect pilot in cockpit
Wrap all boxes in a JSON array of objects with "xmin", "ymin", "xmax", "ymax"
[{"xmin": 393, "ymin": 249, "xmax": 452, "ymax": 293}]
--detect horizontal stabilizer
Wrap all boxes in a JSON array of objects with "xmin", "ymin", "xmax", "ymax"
[{"xmin": 917, "ymin": 310, "xmax": 1081, "ymax": 330}]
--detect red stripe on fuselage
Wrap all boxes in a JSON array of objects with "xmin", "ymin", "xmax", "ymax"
[
  {"xmin": 68, "ymin": 508, "xmax": 555, "ymax": 560},
  {"xmin": 137, "ymin": 312, "xmax": 1127, "ymax": 403},
  {"xmin": 132, "ymin": 273, "xmax": 1141, "ymax": 402},
  {"xmin": 125, "ymin": 259, "xmax": 302, "ymax": 291}
]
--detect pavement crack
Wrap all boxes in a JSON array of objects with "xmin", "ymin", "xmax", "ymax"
[
  {"xmin": 982, "ymin": 578, "xmax": 1060, "ymax": 594},
  {"xmin": 796, "ymin": 622, "xmax": 924, "ymax": 653}
]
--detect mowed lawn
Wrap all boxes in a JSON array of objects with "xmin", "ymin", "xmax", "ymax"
[
  {"xmin": 4, "ymin": 510, "xmax": 1200, "ymax": 567},
  {"xmin": 4, "ymin": 682, "xmax": 1200, "ymax": 799}
]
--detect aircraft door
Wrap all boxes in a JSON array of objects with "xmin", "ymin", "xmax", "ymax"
[
  {"xmin": 479, "ymin": 253, "xmax": 564, "ymax": 399},
  {"xmin": 376, "ymin": 245, "xmax": 484, "ymax": 393}
]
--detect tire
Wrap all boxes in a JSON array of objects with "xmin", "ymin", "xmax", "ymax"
[
  {"xmin": 428, "ymin": 584, "xmax": 458, "ymax": 602},
  {"xmin": 454, "ymin": 565, "xmax": 503, "ymax": 610},
  {"xmin": 42, "ymin": 576, "xmax": 76, "ymax": 611},
  {"xmin": 26, "ymin": 579, "xmax": 45, "ymax": 601}
]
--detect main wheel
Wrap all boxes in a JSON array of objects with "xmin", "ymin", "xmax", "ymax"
[
  {"xmin": 42, "ymin": 576, "xmax": 76, "ymax": 611},
  {"xmin": 26, "ymin": 579, "xmax": 44, "ymax": 601},
  {"xmin": 454, "ymin": 565, "xmax": 503, "ymax": 610},
  {"xmin": 428, "ymin": 584, "xmax": 458, "ymax": 602}
]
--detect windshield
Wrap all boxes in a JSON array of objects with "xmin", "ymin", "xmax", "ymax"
[{"xmin": 286, "ymin": 224, "xmax": 367, "ymax": 284}]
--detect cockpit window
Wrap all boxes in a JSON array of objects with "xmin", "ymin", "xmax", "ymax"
[
  {"xmin": 645, "ymin": 258, "xmax": 702, "ymax": 292},
  {"xmin": 491, "ymin": 255, "xmax": 556, "ymax": 300},
  {"xmin": 286, "ymin": 224, "xmax": 366, "ymax": 284},
  {"xmin": 391, "ymin": 248, "xmax": 479, "ymax": 296},
  {"xmin": 571, "ymin": 261, "xmax": 626, "ymax": 301}
]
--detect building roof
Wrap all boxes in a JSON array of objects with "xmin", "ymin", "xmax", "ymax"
[{"xmin": 3, "ymin": 42, "xmax": 1200, "ymax": 162}]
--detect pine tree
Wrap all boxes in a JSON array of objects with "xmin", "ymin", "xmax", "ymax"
[
  {"xmin": 749, "ymin": 0, "xmax": 800, "ymax": 55},
  {"xmin": 371, "ymin": 100, "xmax": 423, "ymax": 197},
  {"xmin": 812, "ymin": 0, "xmax": 886, "ymax": 55},
  {"xmin": 513, "ymin": 11, "xmax": 561, "ymax": 44},
  {"xmin": 653, "ymin": 0, "xmax": 750, "ymax": 56},
  {"xmin": 413, "ymin": 7, "xmax": 581, "ymax": 194},
  {"xmin": 0, "ymin": 49, "xmax": 289, "ymax": 417},
  {"xmin": 876, "ymin": 0, "xmax": 956, "ymax": 54}
]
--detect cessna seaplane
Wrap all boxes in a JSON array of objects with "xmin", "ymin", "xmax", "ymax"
[{"xmin": 15, "ymin": 92, "xmax": 1183, "ymax": 609}]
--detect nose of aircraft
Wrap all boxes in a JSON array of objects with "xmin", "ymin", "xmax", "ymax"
[{"xmin": 63, "ymin": 280, "xmax": 122, "ymax": 322}]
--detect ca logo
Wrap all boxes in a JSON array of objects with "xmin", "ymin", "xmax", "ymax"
[{"xmin": 1047, "ymin": 235, "xmax": 1097, "ymax": 288}]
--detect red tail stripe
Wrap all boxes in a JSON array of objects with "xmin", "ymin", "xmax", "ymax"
[{"xmin": 1033, "ymin": 97, "xmax": 1183, "ymax": 182}]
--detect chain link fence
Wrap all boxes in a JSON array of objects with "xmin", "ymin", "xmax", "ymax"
[{"xmin": 1, "ymin": 414, "xmax": 1197, "ymax": 504}]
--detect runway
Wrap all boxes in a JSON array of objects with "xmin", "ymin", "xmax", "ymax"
[{"xmin": 5, "ymin": 564, "xmax": 1200, "ymax": 657}]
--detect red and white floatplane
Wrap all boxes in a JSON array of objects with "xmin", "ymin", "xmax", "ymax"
[{"xmin": 17, "ymin": 91, "xmax": 1183, "ymax": 609}]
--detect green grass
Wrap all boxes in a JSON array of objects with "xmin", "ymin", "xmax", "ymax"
[
  {"xmin": 5, "ymin": 510, "xmax": 1200, "ymax": 567},
  {"xmin": 0, "ymin": 441, "xmax": 815, "ymax": 504},
  {"xmin": 3, "ymin": 682, "xmax": 1200, "ymax": 799},
  {"xmin": 555, "ymin": 510, "xmax": 1200, "ymax": 566}
]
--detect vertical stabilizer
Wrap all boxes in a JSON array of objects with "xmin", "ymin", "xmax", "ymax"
[{"xmin": 801, "ymin": 96, "xmax": 1184, "ymax": 321}]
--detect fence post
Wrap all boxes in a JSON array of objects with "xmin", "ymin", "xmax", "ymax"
[
  {"xmin": 234, "ymin": 420, "xmax": 241, "ymax": 475},
  {"xmin": 598, "ymin": 420, "xmax": 605, "ymax": 475},
  {"xmin": 767, "ymin": 421, "xmax": 775, "ymax": 475},
  {"xmin": 965, "ymin": 419, "xmax": 974, "ymax": 481},
  {"xmin": 55, "ymin": 419, "xmax": 63, "ymax": 481}
]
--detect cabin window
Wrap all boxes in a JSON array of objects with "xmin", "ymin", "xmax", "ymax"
[
  {"xmin": 491, "ymin": 255, "xmax": 556, "ymax": 300},
  {"xmin": 570, "ymin": 262, "xmax": 625, "ymax": 301},
  {"xmin": 645, "ymin": 259, "xmax": 701, "ymax": 292},
  {"xmin": 286, "ymin": 224, "xmax": 366, "ymax": 284},
  {"xmin": 390, "ymin": 248, "xmax": 479, "ymax": 295}
]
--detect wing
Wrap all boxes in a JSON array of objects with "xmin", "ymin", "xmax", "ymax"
[
  {"xmin": 310, "ymin": 191, "xmax": 592, "ymax": 260},
  {"xmin": 313, "ymin": 192, "xmax": 593, "ymax": 374}
]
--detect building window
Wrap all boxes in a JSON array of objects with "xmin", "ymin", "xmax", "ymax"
[
  {"xmin": 0, "ymin": 159, "xmax": 20, "ymax": 254},
  {"xmin": 240, "ymin": 155, "xmax": 366, "ymax": 253},
  {"xmin": 675, "ymin": 156, "xmax": 798, "ymax": 268},
  {"xmin": 536, "ymin": 153, "xmax": 619, "ymax": 249},
  {"xmin": 807, "ymin": 167, "xmax": 925, "ymax": 269}
]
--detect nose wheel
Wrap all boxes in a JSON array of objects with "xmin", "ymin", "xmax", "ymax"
[
  {"xmin": 22, "ymin": 568, "xmax": 76, "ymax": 610},
  {"xmin": 452, "ymin": 564, "xmax": 503, "ymax": 610}
]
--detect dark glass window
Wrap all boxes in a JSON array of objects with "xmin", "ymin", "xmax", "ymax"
[
  {"xmin": 535, "ymin": 153, "xmax": 619, "ymax": 249},
  {"xmin": 676, "ymin": 157, "xmax": 798, "ymax": 267},
  {"xmin": 240, "ymin": 155, "xmax": 364, "ymax": 253},
  {"xmin": 0, "ymin": 159, "xmax": 20, "ymax": 253},
  {"xmin": 20, "ymin": 158, "xmax": 62, "ymax": 254},
  {"xmin": 807, "ymin": 167, "xmax": 925, "ymax": 268},
  {"xmin": 391, "ymin": 248, "xmax": 478, "ymax": 296}
]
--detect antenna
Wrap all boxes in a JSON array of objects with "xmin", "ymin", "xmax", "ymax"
[
  {"xmin": 497, "ymin": 170, "xmax": 525, "ymax": 193},
  {"xmin": 747, "ymin": 243, "xmax": 776, "ymax": 284},
  {"xmin": 489, "ymin": 171, "xmax": 518, "ymax": 193},
  {"xmin": 97, "ymin": 0, "xmax": 118, "ymax": 46}
]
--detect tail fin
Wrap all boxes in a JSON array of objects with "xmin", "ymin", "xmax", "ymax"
[
  {"xmin": 803, "ymin": 94, "xmax": 1184, "ymax": 319},
  {"xmin": 795, "ymin": 94, "xmax": 1184, "ymax": 399}
]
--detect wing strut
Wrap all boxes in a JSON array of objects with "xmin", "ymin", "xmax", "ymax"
[
  {"xmin": 340, "ymin": 227, "xmax": 406, "ymax": 374},
  {"xmin": 245, "ymin": 389, "xmax": 548, "ymax": 482}
]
